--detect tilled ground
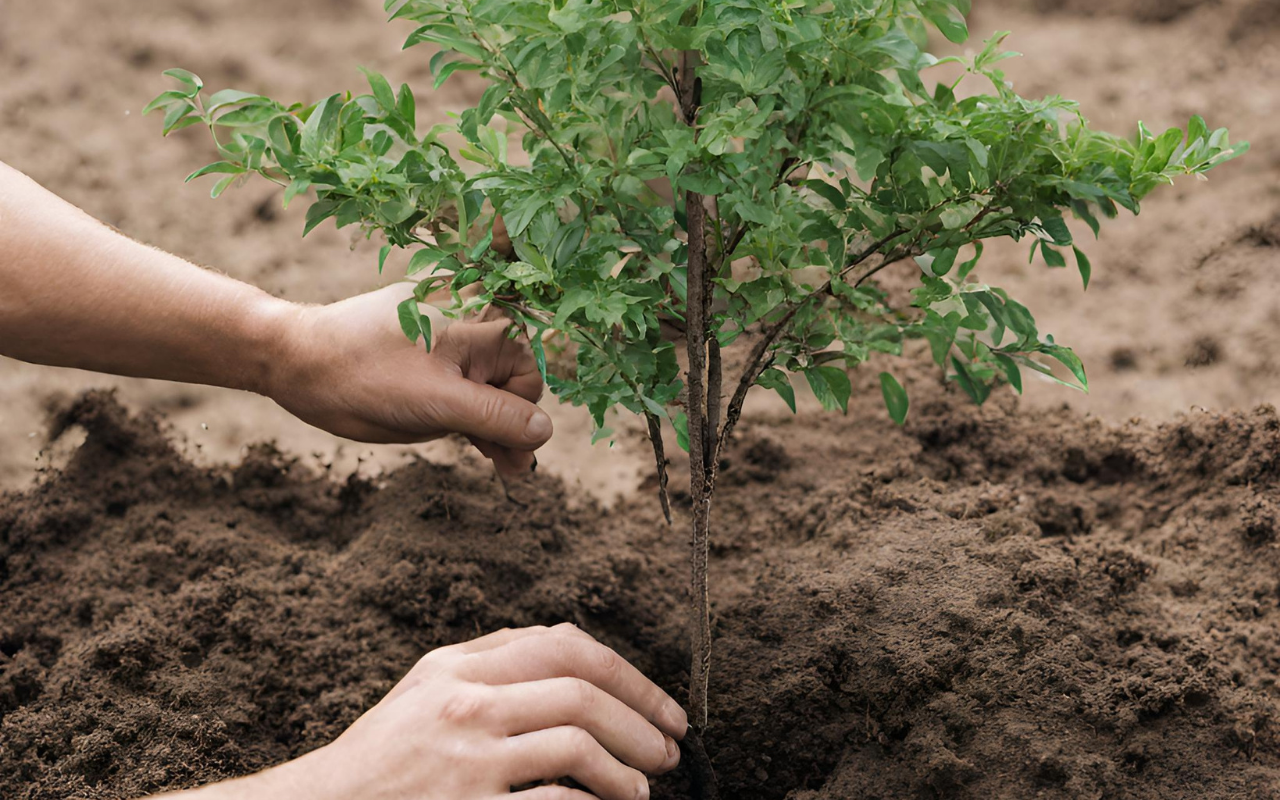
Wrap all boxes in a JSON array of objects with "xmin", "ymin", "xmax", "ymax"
[{"xmin": 2, "ymin": 385, "xmax": 1279, "ymax": 799}]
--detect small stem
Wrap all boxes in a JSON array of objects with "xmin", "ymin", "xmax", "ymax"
[
  {"xmin": 705, "ymin": 337, "xmax": 721, "ymax": 473},
  {"xmin": 644, "ymin": 412, "xmax": 673, "ymax": 526},
  {"xmin": 710, "ymin": 230, "xmax": 909, "ymax": 477}
]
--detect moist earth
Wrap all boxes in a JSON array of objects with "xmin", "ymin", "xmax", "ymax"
[{"xmin": 3, "ymin": 387, "xmax": 1279, "ymax": 800}]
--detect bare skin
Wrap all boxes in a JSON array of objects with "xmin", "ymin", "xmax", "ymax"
[
  {"xmin": 155, "ymin": 625, "xmax": 686, "ymax": 800},
  {"xmin": 0, "ymin": 161, "xmax": 550, "ymax": 478},
  {"xmin": 0, "ymin": 163, "xmax": 686, "ymax": 797}
]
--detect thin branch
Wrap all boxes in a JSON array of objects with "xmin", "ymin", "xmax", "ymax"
[
  {"xmin": 705, "ymin": 337, "xmax": 722, "ymax": 473},
  {"xmin": 710, "ymin": 229, "xmax": 909, "ymax": 477},
  {"xmin": 644, "ymin": 412, "xmax": 673, "ymax": 525}
]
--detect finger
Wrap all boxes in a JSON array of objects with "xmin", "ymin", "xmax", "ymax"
[
  {"xmin": 461, "ymin": 630, "xmax": 688, "ymax": 739},
  {"xmin": 454, "ymin": 626, "xmax": 553, "ymax": 655},
  {"xmin": 468, "ymin": 435, "xmax": 536, "ymax": 480},
  {"xmin": 456, "ymin": 622, "xmax": 592, "ymax": 655},
  {"xmin": 507, "ymin": 786, "xmax": 599, "ymax": 800},
  {"xmin": 504, "ymin": 726, "xmax": 649, "ymax": 800},
  {"xmin": 493, "ymin": 678, "xmax": 679, "ymax": 774},
  {"xmin": 497, "ymin": 364, "xmax": 545, "ymax": 405},
  {"xmin": 445, "ymin": 318, "xmax": 539, "ymax": 386},
  {"xmin": 436, "ymin": 377, "xmax": 554, "ymax": 451}
]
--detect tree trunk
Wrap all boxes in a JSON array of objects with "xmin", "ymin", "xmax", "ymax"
[
  {"xmin": 676, "ymin": 46, "xmax": 720, "ymax": 798},
  {"xmin": 685, "ymin": 185, "xmax": 712, "ymax": 731}
]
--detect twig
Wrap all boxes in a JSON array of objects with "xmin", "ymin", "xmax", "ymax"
[
  {"xmin": 705, "ymin": 337, "xmax": 721, "ymax": 472},
  {"xmin": 644, "ymin": 412, "xmax": 673, "ymax": 525},
  {"xmin": 710, "ymin": 229, "xmax": 907, "ymax": 475}
]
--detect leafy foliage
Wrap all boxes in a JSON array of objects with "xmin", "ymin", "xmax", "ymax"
[{"xmin": 147, "ymin": 0, "xmax": 1245, "ymax": 436}]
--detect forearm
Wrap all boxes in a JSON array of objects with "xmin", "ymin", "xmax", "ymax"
[
  {"xmin": 147, "ymin": 749, "xmax": 328, "ymax": 800},
  {"xmin": 0, "ymin": 161, "xmax": 292, "ymax": 393}
]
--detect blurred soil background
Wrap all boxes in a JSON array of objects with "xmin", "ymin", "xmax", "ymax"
[{"xmin": 1, "ymin": 0, "xmax": 1277, "ymax": 500}]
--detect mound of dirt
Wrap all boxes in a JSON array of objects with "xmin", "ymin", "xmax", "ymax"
[{"xmin": 3, "ymin": 388, "xmax": 1280, "ymax": 800}]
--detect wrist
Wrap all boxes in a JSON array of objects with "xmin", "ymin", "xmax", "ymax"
[
  {"xmin": 146, "ymin": 745, "xmax": 333, "ymax": 800},
  {"xmin": 232, "ymin": 292, "xmax": 306, "ymax": 398},
  {"xmin": 254, "ymin": 746, "xmax": 341, "ymax": 800}
]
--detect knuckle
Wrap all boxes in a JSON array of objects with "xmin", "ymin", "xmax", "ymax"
[
  {"xmin": 437, "ymin": 687, "xmax": 489, "ymax": 726},
  {"xmin": 413, "ymin": 646, "xmax": 454, "ymax": 675},
  {"xmin": 567, "ymin": 677, "xmax": 597, "ymax": 715},
  {"xmin": 478, "ymin": 392, "xmax": 505, "ymax": 425},
  {"xmin": 628, "ymin": 768, "xmax": 651, "ymax": 800},
  {"xmin": 596, "ymin": 645, "xmax": 622, "ymax": 679},
  {"xmin": 563, "ymin": 725, "xmax": 597, "ymax": 761},
  {"xmin": 551, "ymin": 629, "xmax": 581, "ymax": 663},
  {"xmin": 641, "ymin": 729, "xmax": 668, "ymax": 772}
]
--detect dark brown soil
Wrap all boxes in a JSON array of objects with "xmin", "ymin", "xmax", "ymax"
[{"xmin": 4, "ymin": 386, "xmax": 1280, "ymax": 800}]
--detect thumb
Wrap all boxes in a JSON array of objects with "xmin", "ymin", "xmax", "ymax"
[{"xmin": 436, "ymin": 376, "xmax": 554, "ymax": 451}]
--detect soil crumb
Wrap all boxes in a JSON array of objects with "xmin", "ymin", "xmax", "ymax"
[{"xmin": 4, "ymin": 388, "xmax": 1280, "ymax": 799}]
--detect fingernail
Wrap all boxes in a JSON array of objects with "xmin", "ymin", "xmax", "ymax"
[
  {"xmin": 662, "ymin": 735, "xmax": 680, "ymax": 770},
  {"xmin": 661, "ymin": 702, "xmax": 689, "ymax": 738},
  {"xmin": 524, "ymin": 411, "xmax": 552, "ymax": 443}
]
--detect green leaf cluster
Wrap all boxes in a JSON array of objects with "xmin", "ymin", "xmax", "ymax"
[{"xmin": 147, "ymin": 0, "xmax": 1245, "ymax": 435}]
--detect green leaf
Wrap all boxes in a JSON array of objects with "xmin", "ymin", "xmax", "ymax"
[
  {"xmin": 301, "ymin": 94, "xmax": 343, "ymax": 158},
  {"xmin": 433, "ymin": 59, "xmax": 483, "ymax": 89},
  {"xmin": 994, "ymin": 353, "xmax": 1023, "ymax": 393},
  {"xmin": 879, "ymin": 372, "xmax": 909, "ymax": 425},
  {"xmin": 531, "ymin": 330, "xmax": 548, "ymax": 382},
  {"xmin": 756, "ymin": 368, "xmax": 797, "ymax": 413},
  {"xmin": 143, "ymin": 90, "xmax": 191, "ymax": 116},
  {"xmin": 184, "ymin": 161, "xmax": 246, "ymax": 183},
  {"xmin": 956, "ymin": 241, "xmax": 984, "ymax": 280},
  {"xmin": 396, "ymin": 297, "xmax": 432, "ymax": 351},
  {"xmin": 920, "ymin": 0, "xmax": 969, "ymax": 43},
  {"xmin": 283, "ymin": 177, "xmax": 310, "ymax": 209},
  {"xmin": 206, "ymin": 89, "xmax": 266, "ymax": 113},
  {"xmin": 210, "ymin": 173, "xmax": 238, "ymax": 199},
  {"xmin": 161, "ymin": 102, "xmax": 195, "ymax": 135},
  {"xmin": 804, "ymin": 180, "xmax": 846, "ymax": 210},
  {"xmin": 302, "ymin": 199, "xmax": 339, "ymax": 236},
  {"xmin": 407, "ymin": 247, "xmax": 451, "ymax": 275},
  {"xmin": 360, "ymin": 67, "xmax": 397, "ymax": 112},
  {"xmin": 1073, "ymin": 246, "xmax": 1092, "ymax": 290},
  {"xmin": 503, "ymin": 196, "xmax": 546, "ymax": 238},
  {"xmin": 1042, "ymin": 343, "xmax": 1087, "ymax": 390},
  {"xmin": 673, "ymin": 413, "xmax": 690, "ymax": 453},
  {"xmin": 1040, "ymin": 214, "xmax": 1073, "ymax": 246},
  {"xmin": 397, "ymin": 83, "xmax": 416, "ymax": 131},
  {"xmin": 162, "ymin": 68, "xmax": 203, "ymax": 94},
  {"xmin": 805, "ymin": 366, "xmax": 852, "ymax": 413},
  {"xmin": 640, "ymin": 395, "xmax": 668, "ymax": 421},
  {"xmin": 951, "ymin": 356, "xmax": 991, "ymax": 405},
  {"xmin": 925, "ymin": 247, "xmax": 958, "ymax": 277},
  {"xmin": 378, "ymin": 244, "xmax": 392, "ymax": 275},
  {"xmin": 1040, "ymin": 243, "xmax": 1067, "ymax": 268},
  {"xmin": 476, "ymin": 84, "xmax": 509, "ymax": 124}
]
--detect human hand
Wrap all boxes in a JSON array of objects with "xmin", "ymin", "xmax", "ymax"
[
  {"xmin": 264, "ymin": 283, "xmax": 552, "ymax": 478},
  {"xmin": 271, "ymin": 624, "xmax": 685, "ymax": 800}
]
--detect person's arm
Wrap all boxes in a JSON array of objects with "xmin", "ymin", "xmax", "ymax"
[
  {"xmin": 151, "ymin": 625, "xmax": 685, "ymax": 800},
  {"xmin": 0, "ymin": 161, "xmax": 552, "ymax": 476}
]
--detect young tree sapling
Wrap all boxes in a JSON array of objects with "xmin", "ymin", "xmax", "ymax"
[{"xmin": 148, "ymin": 1, "xmax": 1245, "ymax": 793}]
